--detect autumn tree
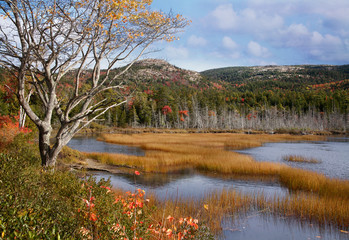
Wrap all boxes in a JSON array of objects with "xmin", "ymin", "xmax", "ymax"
[{"xmin": 0, "ymin": 0, "xmax": 189, "ymax": 167}]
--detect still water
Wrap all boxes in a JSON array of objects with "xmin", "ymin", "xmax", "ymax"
[
  {"xmin": 236, "ymin": 138, "xmax": 349, "ymax": 180},
  {"xmin": 68, "ymin": 137, "xmax": 145, "ymax": 156},
  {"xmin": 68, "ymin": 137, "xmax": 349, "ymax": 240},
  {"xmin": 91, "ymin": 171, "xmax": 285, "ymax": 199}
]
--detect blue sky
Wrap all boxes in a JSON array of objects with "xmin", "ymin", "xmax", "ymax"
[{"xmin": 147, "ymin": 0, "xmax": 349, "ymax": 71}]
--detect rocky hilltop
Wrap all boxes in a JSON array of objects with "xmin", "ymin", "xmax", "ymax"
[{"xmin": 125, "ymin": 59, "xmax": 201, "ymax": 83}]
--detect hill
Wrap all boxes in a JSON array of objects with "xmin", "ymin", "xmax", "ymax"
[
  {"xmin": 100, "ymin": 60, "xmax": 348, "ymax": 131},
  {"xmin": 201, "ymin": 64, "xmax": 349, "ymax": 86},
  {"xmin": 119, "ymin": 59, "xmax": 202, "ymax": 85}
]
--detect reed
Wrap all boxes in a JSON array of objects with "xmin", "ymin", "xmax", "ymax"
[
  {"xmin": 94, "ymin": 133, "xmax": 315, "ymax": 176},
  {"xmin": 270, "ymin": 193, "xmax": 349, "ymax": 229},
  {"xmin": 146, "ymin": 189, "xmax": 256, "ymax": 234},
  {"xmin": 91, "ymin": 133, "xmax": 349, "ymax": 200},
  {"xmin": 279, "ymin": 167, "xmax": 349, "ymax": 200},
  {"xmin": 90, "ymin": 132, "xmax": 349, "ymax": 233},
  {"xmin": 144, "ymin": 188, "xmax": 349, "ymax": 234},
  {"xmin": 283, "ymin": 155, "xmax": 321, "ymax": 163}
]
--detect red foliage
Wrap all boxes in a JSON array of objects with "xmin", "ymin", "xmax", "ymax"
[
  {"xmin": 162, "ymin": 105, "xmax": 172, "ymax": 115},
  {"xmin": 144, "ymin": 89, "xmax": 154, "ymax": 95},
  {"xmin": 179, "ymin": 110, "xmax": 189, "ymax": 121},
  {"xmin": 179, "ymin": 110, "xmax": 188, "ymax": 117},
  {"xmin": 0, "ymin": 74, "xmax": 17, "ymax": 102},
  {"xmin": 0, "ymin": 114, "xmax": 32, "ymax": 148}
]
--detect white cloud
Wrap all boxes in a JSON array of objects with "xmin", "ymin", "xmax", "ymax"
[
  {"xmin": 187, "ymin": 35, "xmax": 207, "ymax": 47},
  {"xmin": 282, "ymin": 24, "xmax": 310, "ymax": 47},
  {"xmin": 196, "ymin": 0, "xmax": 349, "ymax": 66},
  {"xmin": 165, "ymin": 46, "xmax": 189, "ymax": 59},
  {"xmin": 247, "ymin": 41, "xmax": 270, "ymax": 57},
  {"xmin": 222, "ymin": 36, "xmax": 238, "ymax": 50},
  {"xmin": 209, "ymin": 4, "xmax": 283, "ymax": 37},
  {"xmin": 210, "ymin": 4, "xmax": 238, "ymax": 30},
  {"xmin": 277, "ymin": 23, "xmax": 346, "ymax": 61}
]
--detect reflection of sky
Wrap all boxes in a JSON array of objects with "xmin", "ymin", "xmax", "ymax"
[
  {"xmin": 92, "ymin": 172, "xmax": 286, "ymax": 200},
  {"xmin": 67, "ymin": 137, "xmax": 144, "ymax": 156},
  {"xmin": 221, "ymin": 214, "xmax": 346, "ymax": 240},
  {"xmin": 236, "ymin": 140, "xmax": 349, "ymax": 180}
]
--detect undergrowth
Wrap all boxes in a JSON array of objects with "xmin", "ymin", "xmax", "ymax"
[{"xmin": 0, "ymin": 133, "xmax": 214, "ymax": 239}]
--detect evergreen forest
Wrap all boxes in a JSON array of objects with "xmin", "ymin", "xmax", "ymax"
[{"xmin": 1, "ymin": 59, "xmax": 349, "ymax": 132}]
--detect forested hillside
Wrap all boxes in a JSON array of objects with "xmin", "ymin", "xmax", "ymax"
[
  {"xmin": 105, "ymin": 60, "xmax": 349, "ymax": 132},
  {"xmin": 1, "ymin": 60, "xmax": 348, "ymax": 132}
]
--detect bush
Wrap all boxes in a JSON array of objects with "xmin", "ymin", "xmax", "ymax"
[
  {"xmin": 0, "ymin": 133, "xmax": 213, "ymax": 239},
  {"xmin": 0, "ymin": 153, "xmax": 83, "ymax": 239}
]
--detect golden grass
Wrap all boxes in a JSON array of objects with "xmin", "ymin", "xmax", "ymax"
[
  {"xmin": 92, "ymin": 133, "xmax": 321, "ymax": 176},
  {"xmin": 145, "ymin": 189, "xmax": 349, "ymax": 234},
  {"xmin": 89, "ymin": 133, "xmax": 349, "ymax": 201},
  {"xmin": 148, "ymin": 189, "xmax": 255, "ymax": 234},
  {"xmin": 86, "ymin": 132, "xmax": 349, "ymax": 233},
  {"xmin": 270, "ymin": 193, "xmax": 349, "ymax": 228},
  {"xmin": 283, "ymin": 155, "xmax": 321, "ymax": 163},
  {"xmin": 279, "ymin": 167, "xmax": 349, "ymax": 200}
]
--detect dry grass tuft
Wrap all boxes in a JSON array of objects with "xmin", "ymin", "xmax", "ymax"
[
  {"xmin": 279, "ymin": 167, "xmax": 349, "ymax": 200},
  {"xmin": 283, "ymin": 155, "xmax": 321, "ymax": 163}
]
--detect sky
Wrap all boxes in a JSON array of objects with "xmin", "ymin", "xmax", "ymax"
[{"xmin": 146, "ymin": 0, "xmax": 349, "ymax": 71}]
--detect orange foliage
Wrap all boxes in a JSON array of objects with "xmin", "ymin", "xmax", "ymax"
[
  {"xmin": 0, "ymin": 114, "xmax": 32, "ymax": 148},
  {"xmin": 178, "ymin": 110, "xmax": 188, "ymax": 121}
]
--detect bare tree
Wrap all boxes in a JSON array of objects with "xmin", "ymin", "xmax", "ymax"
[{"xmin": 0, "ymin": 0, "xmax": 189, "ymax": 167}]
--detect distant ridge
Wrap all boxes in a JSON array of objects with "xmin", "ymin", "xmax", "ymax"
[{"xmin": 200, "ymin": 64, "xmax": 349, "ymax": 84}]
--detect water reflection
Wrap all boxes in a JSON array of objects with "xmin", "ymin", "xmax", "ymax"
[
  {"xmin": 221, "ymin": 214, "xmax": 347, "ymax": 240},
  {"xmin": 67, "ymin": 137, "xmax": 145, "ymax": 156},
  {"xmin": 92, "ymin": 171, "xmax": 286, "ymax": 200},
  {"xmin": 236, "ymin": 139, "xmax": 349, "ymax": 180}
]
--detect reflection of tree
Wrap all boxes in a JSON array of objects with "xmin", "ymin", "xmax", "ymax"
[{"xmin": 116, "ymin": 169, "xmax": 196, "ymax": 188}]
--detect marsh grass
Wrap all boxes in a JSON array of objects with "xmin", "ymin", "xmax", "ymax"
[
  {"xmin": 283, "ymin": 155, "xmax": 321, "ymax": 163},
  {"xmin": 90, "ymin": 133, "xmax": 349, "ymax": 200},
  {"xmin": 279, "ymin": 167, "xmax": 349, "ymax": 200},
  {"xmin": 92, "ymin": 133, "xmax": 317, "ymax": 176},
  {"xmin": 87, "ymin": 133, "xmax": 349, "ymax": 232},
  {"xmin": 143, "ymin": 188, "xmax": 349, "ymax": 234}
]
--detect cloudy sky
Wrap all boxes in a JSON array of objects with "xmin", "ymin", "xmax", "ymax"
[{"xmin": 148, "ymin": 0, "xmax": 349, "ymax": 71}]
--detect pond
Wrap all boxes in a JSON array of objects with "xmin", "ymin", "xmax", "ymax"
[
  {"xmin": 236, "ymin": 138, "xmax": 349, "ymax": 180},
  {"xmin": 68, "ymin": 136, "xmax": 349, "ymax": 240},
  {"xmin": 67, "ymin": 137, "xmax": 145, "ymax": 156}
]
